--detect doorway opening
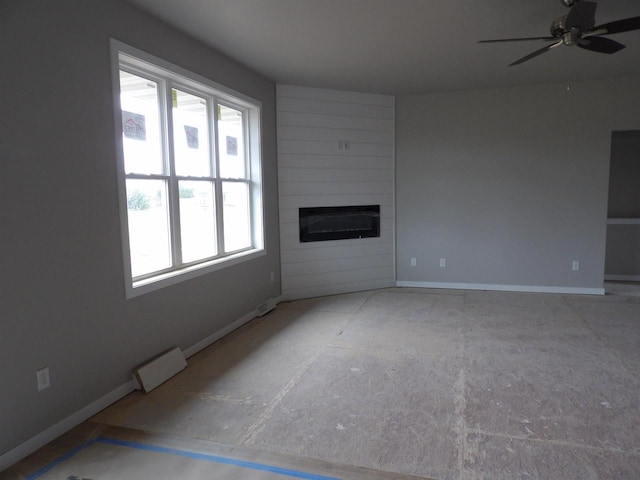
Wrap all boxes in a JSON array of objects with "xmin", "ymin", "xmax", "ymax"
[{"xmin": 604, "ymin": 130, "xmax": 640, "ymax": 294}]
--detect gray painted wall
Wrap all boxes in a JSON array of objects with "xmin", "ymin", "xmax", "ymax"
[
  {"xmin": 396, "ymin": 78, "xmax": 640, "ymax": 290},
  {"xmin": 0, "ymin": 0, "xmax": 279, "ymax": 457}
]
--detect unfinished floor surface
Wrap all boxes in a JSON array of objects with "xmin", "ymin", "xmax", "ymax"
[{"xmin": 8, "ymin": 285, "xmax": 640, "ymax": 479}]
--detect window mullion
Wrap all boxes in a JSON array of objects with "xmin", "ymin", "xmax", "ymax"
[
  {"xmin": 164, "ymin": 81, "xmax": 183, "ymax": 268},
  {"xmin": 242, "ymin": 107, "xmax": 250, "ymax": 180},
  {"xmin": 212, "ymin": 98, "xmax": 226, "ymax": 255},
  {"xmin": 242, "ymin": 109, "xmax": 254, "ymax": 249}
]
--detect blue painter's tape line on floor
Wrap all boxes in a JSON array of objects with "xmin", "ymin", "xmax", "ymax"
[
  {"xmin": 96, "ymin": 437, "xmax": 343, "ymax": 480},
  {"xmin": 26, "ymin": 436, "xmax": 342, "ymax": 480},
  {"xmin": 26, "ymin": 439, "xmax": 98, "ymax": 480}
]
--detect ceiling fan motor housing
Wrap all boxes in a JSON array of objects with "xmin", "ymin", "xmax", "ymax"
[{"xmin": 551, "ymin": 16, "xmax": 568, "ymax": 37}]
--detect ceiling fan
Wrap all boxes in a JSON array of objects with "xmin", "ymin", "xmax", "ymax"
[{"xmin": 479, "ymin": 0, "xmax": 640, "ymax": 66}]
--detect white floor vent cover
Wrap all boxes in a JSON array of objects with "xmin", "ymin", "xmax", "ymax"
[
  {"xmin": 256, "ymin": 298, "xmax": 277, "ymax": 317},
  {"xmin": 135, "ymin": 347, "xmax": 187, "ymax": 393}
]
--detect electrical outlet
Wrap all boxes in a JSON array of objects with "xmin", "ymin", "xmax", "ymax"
[
  {"xmin": 440, "ymin": 258, "xmax": 447, "ymax": 268},
  {"xmin": 410, "ymin": 257, "xmax": 417, "ymax": 267},
  {"xmin": 572, "ymin": 260, "xmax": 580, "ymax": 271},
  {"xmin": 36, "ymin": 367, "xmax": 51, "ymax": 391}
]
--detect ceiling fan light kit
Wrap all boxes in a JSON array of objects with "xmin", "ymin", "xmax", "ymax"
[{"xmin": 479, "ymin": 0, "xmax": 640, "ymax": 65}]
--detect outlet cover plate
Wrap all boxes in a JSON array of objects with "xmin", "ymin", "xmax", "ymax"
[{"xmin": 36, "ymin": 367, "xmax": 51, "ymax": 391}]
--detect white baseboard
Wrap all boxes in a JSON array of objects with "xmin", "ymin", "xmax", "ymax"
[
  {"xmin": 605, "ymin": 275, "xmax": 640, "ymax": 282},
  {"xmin": 183, "ymin": 295, "xmax": 282, "ymax": 359},
  {"xmin": 0, "ymin": 298, "xmax": 282, "ymax": 473},
  {"xmin": 182, "ymin": 311, "xmax": 256, "ymax": 359},
  {"xmin": 396, "ymin": 281, "xmax": 605, "ymax": 296},
  {"xmin": 282, "ymin": 280, "xmax": 395, "ymax": 301},
  {"xmin": 0, "ymin": 380, "xmax": 137, "ymax": 472}
]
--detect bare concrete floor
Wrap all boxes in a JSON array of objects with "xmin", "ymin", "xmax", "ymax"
[{"xmin": 9, "ymin": 284, "xmax": 640, "ymax": 479}]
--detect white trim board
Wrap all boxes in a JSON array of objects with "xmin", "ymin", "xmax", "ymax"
[
  {"xmin": 396, "ymin": 281, "xmax": 605, "ymax": 296},
  {"xmin": 183, "ymin": 295, "xmax": 283, "ymax": 359},
  {"xmin": 0, "ymin": 380, "xmax": 137, "ymax": 473},
  {"xmin": 282, "ymin": 280, "xmax": 395, "ymax": 302},
  {"xmin": 0, "ymin": 298, "xmax": 282, "ymax": 473},
  {"xmin": 605, "ymin": 275, "xmax": 640, "ymax": 282},
  {"xmin": 607, "ymin": 218, "xmax": 640, "ymax": 225}
]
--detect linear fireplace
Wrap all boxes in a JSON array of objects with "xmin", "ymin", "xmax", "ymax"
[{"xmin": 299, "ymin": 205, "xmax": 380, "ymax": 243}]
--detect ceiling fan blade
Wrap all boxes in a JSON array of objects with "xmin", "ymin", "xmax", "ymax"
[
  {"xmin": 593, "ymin": 16, "xmax": 640, "ymax": 35},
  {"xmin": 565, "ymin": 1, "xmax": 597, "ymax": 29},
  {"xmin": 509, "ymin": 41, "xmax": 563, "ymax": 66},
  {"xmin": 578, "ymin": 36, "xmax": 626, "ymax": 54},
  {"xmin": 479, "ymin": 37, "xmax": 556, "ymax": 43}
]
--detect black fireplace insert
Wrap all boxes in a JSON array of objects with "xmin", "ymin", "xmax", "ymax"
[{"xmin": 299, "ymin": 205, "xmax": 380, "ymax": 242}]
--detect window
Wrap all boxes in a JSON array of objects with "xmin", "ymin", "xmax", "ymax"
[{"xmin": 111, "ymin": 41, "xmax": 264, "ymax": 297}]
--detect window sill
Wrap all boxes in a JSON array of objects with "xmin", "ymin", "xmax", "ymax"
[{"xmin": 126, "ymin": 248, "xmax": 265, "ymax": 298}]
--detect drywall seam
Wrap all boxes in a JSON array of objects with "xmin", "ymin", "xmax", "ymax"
[
  {"xmin": 0, "ymin": 299, "xmax": 282, "ymax": 473},
  {"xmin": 396, "ymin": 281, "xmax": 605, "ymax": 296}
]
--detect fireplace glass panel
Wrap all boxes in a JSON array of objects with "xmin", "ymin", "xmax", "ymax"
[{"xmin": 299, "ymin": 205, "xmax": 380, "ymax": 242}]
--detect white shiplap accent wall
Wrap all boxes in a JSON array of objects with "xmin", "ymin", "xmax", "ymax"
[{"xmin": 277, "ymin": 85, "xmax": 395, "ymax": 300}]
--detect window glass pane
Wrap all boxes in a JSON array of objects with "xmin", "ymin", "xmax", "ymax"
[
  {"xmin": 179, "ymin": 180, "xmax": 217, "ymax": 263},
  {"xmin": 217, "ymin": 105, "xmax": 245, "ymax": 179},
  {"xmin": 173, "ymin": 89, "xmax": 211, "ymax": 177},
  {"xmin": 119, "ymin": 71, "xmax": 164, "ymax": 175},
  {"xmin": 126, "ymin": 179, "xmax": 172, "ymax": 277},
  {"xmin": 223, "ymin": 182, "xmax": 251, "ymax": 252}
]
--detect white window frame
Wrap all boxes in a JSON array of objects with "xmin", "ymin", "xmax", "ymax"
[{"xmin": 110, "ymin": 39, "xmax": 264, "ymax": 298}]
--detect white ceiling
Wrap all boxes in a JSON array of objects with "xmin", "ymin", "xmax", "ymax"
[{"xmin": 125, "ymin": 0, "xmax": 640, "ymax": 94}]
